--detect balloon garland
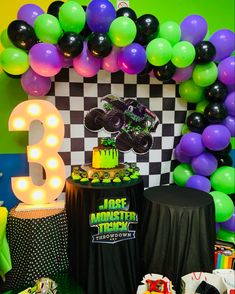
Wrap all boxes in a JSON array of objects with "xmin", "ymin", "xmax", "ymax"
[{"xmin": 0, "ymin": 0, "xmax": 235, "ymax": 240}]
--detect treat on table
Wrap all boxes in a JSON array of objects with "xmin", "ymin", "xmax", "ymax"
[
  {"xmin": 92, "ymin": 137, "xmax": 118, "ymax": 169},
  {"xmin": 137, "ymin": 274, "xmax": 175, "ymax": 294}
]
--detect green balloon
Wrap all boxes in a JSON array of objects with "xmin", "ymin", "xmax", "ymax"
[
  {"xmin": 195, "ymin": 99, "xmax": 209, "ymax": 113},
  {"xmin": 146, "ymin": 38, "xmax": 172, "ymax": 66},
  {"xmin": 217, "ymin": 227, "xmax": 235, "ymax": 243},
  {"xmin": 193, "ymin": 62, "xmax": 218, "ymax": 87},
  {"xmin": 59, "ymin": 1, "xmax": 86, "ymax": 34},
  {"xmin": 0, "ymin": 29, "xmax": 15, "ymax": 48},
  {"xmin": 179, "ymin": 79, "xmax": 205, "ymax": 103},
  {"xmin": 34, "ymin": 14, "xmax": 63, "ymax": 44},
  {"xmin": 108, "ymin": 17, "xmax": 136, "ymax": 47},
  {"xmin": 171, "ymin": 41, "xmax": 195, "ymax": 68},
  {"xmin": 181, "ymin": 123, "xmax": 191, "ymax": 135},
  {"xmin": 0, "ymin": 47, "xmax": 29, "ymax": 75},
  {"xmin": 210, "ymin": 191, "xmax": 234, "ymax": 222},
  {"xmin": 210, "ymin": 166, "xmax": 235, "ymax": 194},
  {"xmin": 158, "ymin": 21, "xmax": 181, "ymax": 46},
  {"xmin": 173, "ymin": 163, "xmax": 194, "ymax": 187}
]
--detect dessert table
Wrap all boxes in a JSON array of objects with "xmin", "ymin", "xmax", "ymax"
[
  {"xmin": 140, "ymin": 185, "xmax": 216, "ymax": 293},
  {"xmin": 65, "ymin": 177, "xmax": 144, "ymax": 294}
]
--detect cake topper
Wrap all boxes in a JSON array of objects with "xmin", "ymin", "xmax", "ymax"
[{"xmin": 84, "ymin": 94, "xmax": 160, "ymax": 154}]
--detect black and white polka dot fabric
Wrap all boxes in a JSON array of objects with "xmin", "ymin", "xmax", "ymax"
[{"xmin": 2, "ymin": 208, "xmax": 68, "ymax": 292}]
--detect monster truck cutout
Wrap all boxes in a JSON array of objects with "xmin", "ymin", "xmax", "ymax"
[{"xmin": 84, "ymin": 94, "xmax": 160, "ymax": 154}]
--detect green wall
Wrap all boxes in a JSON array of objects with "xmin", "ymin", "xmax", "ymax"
[{"xmin": 0, "ymin": 73, "xmax": 27, "ymax": 154}]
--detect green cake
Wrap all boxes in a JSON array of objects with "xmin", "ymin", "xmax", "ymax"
[{"xmin": 92, "ymin": 138, "xmax": 118, "ymax": 169}]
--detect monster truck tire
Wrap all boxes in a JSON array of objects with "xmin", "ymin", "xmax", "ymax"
[
  {"xmin": 116, "ymin": 132, "xmax": 133, "ymax": 152},
  {"xmin": 84, "ymin": 108, "xmax": 105, "ymax": 131},
  {"xmin": 103, "ymin": 109, "xmax": 125, "ymax": 132},
  {"xmin": 133, "ymin": 132, "xmax": 153, "ymax": 154}
]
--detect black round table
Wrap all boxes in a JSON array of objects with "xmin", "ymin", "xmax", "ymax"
[
  {"xmin": 65, "ymin": 177, "xmax": 144, "ymax": 294},
  {"xmin": 140, "ymin": 185, "xmax": 216, "ymax": 293}
]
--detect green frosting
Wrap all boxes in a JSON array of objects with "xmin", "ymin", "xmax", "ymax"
[
  {"xmin": 113, "ymin": 177, "xmax": 121, "ymax": 183},
  {"xmin": 80, "ymin": 178, "xmax": 89, "ymax": 183},
  {"xmin": 102, "ymin": 178, "xmax": 111, "ymax": 184},
  {"xmin": 98, "ymin": 149, "xmax": 118, "ymax": 168},
  {"xmin": 91, "ymin": 178, "xmax": 100, "ymax": 184}
]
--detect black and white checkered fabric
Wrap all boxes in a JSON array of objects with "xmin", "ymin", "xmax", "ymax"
[{"xmin": 46, "ymin": 68, "xmax": 193, "ymax": 187}]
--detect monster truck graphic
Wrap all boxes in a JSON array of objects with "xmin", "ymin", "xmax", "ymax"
[{"xmin": 84, "ymin": 94, "xmax": 160, "ymax": 154}]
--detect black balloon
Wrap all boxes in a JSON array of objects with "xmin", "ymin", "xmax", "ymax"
[
  {"xmin": 186, "ymin": 112, "xmax": 207, "ymax": 133},
  {"xmin": 47, "ymin": 1, "xmax": 64, "ymax": 18},
  {"xmin": 87, "ymin": 33, "xmax": 112, "ymax": 58},
  {"xmin": 153, "ymin": 61, "xmax": 176, "ymax": 82},
  {"xmin": 80, "ymin": 6, "xmax": 92, "ymax": 38},
  {"xmin": 58, "ymin": 32, "xmax": 83, "ymax": 58},
  {"xmin": 138, "ymin": 61, "xmax": 154, "ymax": 76},
  {"xmin": 210, "ymin": 143, "xmax": 232, "ymax": 156},
  {"xmin": 205, "ymin": 80, "xmax": 228, "ymax": 102},
  {"xmin": 135, "ymin": 14, "xmax": 159, "ymax": 45},
  {"xmin": 7, "ymin": 20, "xmax": 38, "ymax": 50},
  {"xmin": 116, "ymin": 7, "xmax": 137, "ymax": 21},
  {"xmin": 216, "ymin": 154, "xmax": 233, "ymax": 167},
  {"xmin": 204, "ymin": 102, "xmax": 228, "ymax": 124},
  {"xmin": 194, "ymin": 41, "xmax": 216, "ymax": 64}
]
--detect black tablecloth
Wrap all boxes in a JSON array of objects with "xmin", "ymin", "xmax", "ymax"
[
  {"xmin": 1, "ymin": 208, "xmax": 68, "ymax": 292},
  {"xmin": 65, "ymin": 178, "xmax": 144, "ymax": 294},
  {"xmin": 140, "ymin": 186, "xmax": 216, "ymax": 293}
]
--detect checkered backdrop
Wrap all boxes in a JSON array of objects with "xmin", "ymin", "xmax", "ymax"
[{"xmin": 29, "ymin": 68, "xmax": 194, "ymax": 188}]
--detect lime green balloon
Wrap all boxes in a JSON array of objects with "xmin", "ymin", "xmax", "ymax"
[
  {"xmin": 173, "ymin": 163, "xmax": 194, "ymax": 187},
  {"xmin": 179, "ymin": 79, "xmax": 205, "ymax": 103},
  {"xmin": 146, "ymin": 38, "xmax": 172, "ymax": 66},
  {"xmin": 108, "ymin": 17, "xmax": 136, "ymax": 47},
  {"xmin": 195, "ymin": 99, "xmax": 209, "ymax": 113},
  {"xmin": 158, "ymin": 21, "xmax": 181, "ymax": 46},
  {"xmin": 181, "ymin": 124, "xmax": 191, "ymax": 135},
  {"xmin": 217, "ymin": 227, "xmax": 235, "ymax": 243},
  {"xmin": 171, "ymin": 41, "xmax": 195, "ymax": 68},
  {"xmin": 59, "ymin": 1, "xmax": 86, "ymax": 33},
  {"xmin": 0, "ymin": 48, "xmax": 29, "ymax": 75},
  {"xmin": 0, "ymin": 29, "xmax": 15, "ymax": 48},
  {"xmin": 210, "ymin": 191, "xmax": 234, "ymax": 222},
  {"xmin": 34, "ymin": 14, "xmax": 63, "ymax": 44},
  {"xmin": 210, "ymin": 166, "xmax": 235, "ymax": 194},
  {"xmin": 193, "ymin": 62, "xmax": 218, "ymax": 87}
]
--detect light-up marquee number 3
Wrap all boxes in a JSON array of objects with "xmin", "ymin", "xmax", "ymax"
[{"xmin": 9, "ymin": 100, "xmax": 66, "ymax": 205}]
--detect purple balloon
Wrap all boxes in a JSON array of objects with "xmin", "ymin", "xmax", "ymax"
[
  {"xmin": 86, "ymin": 0, "xmax": 116, "ymax": 33},
  {"xmin": 224, "ymin": 92, "xmax": 235, "ymax": 116},
  {"xmin": 180, "ymin": 132, "xmax": 205, "ymax": 157},
  {"xmin": 209, "ymin": 29, "xmax": 235, "ymax": 62},
  {"xmin": 29, "ymin": 43, "xmax": 63, "ymax": 77},
  {"xmin": 191, "ymin": 151, "xmax": 218, "ymax": 176},
  {"xmin": 17, "ymin": 4, "xmax": 44, "ymax": 27},
  {"xmin": 221, "ymin": 208, "xmax": 235, "ymax": 232},
  {"xmin": 202, "ymin": 124, "xmax": 231, "ymax": 151},
  {"xmin": 117, "ymin": 43, "xmax": 147, "ymax": 75},
  {"xmin": 223, "ymin": 116, "xmax": 235, "ymax": 136},
  {"xmin": 172, "ymin": 64, "xmax": 194, "ymax": 83},
  {"xmin": 180, "ymin": 15, "xmax": 208, "ymax": 45},
  {"xmin": 186, "ymin": 175, "xmax": 211, "ymax": 193},
  {"xmin": 174, "ymin": 144, "xmax": 192, "ymax": 163},
  {"xmin": 218, "ymin": 56, "xmax": 235, "ymax": 86},
  {"xmin": 21, "ymin": 68, "xmax": 51, "ymax": 96},
  {"xmin": 73, "ymin": 42, "xmax": 101, "ymax": 77},
  {"xmin": 102, "ymin": 46, "xmax": 120, "ymax": 73}
]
